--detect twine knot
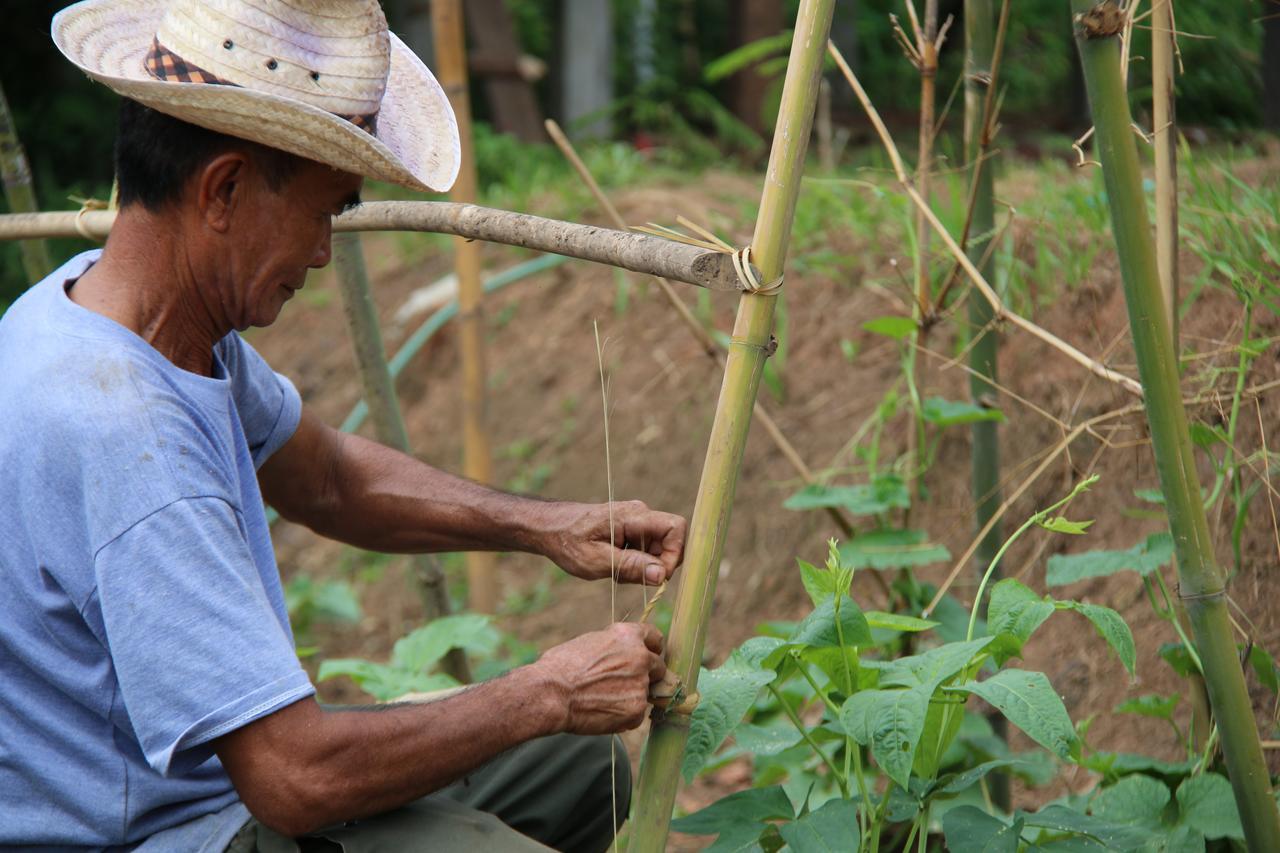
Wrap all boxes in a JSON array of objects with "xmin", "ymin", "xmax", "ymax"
[{"xmin": 633, "ymin": 216, "xmax": 783, "ymax": 295}]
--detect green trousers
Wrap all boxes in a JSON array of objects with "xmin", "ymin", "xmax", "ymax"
[{"xmin": 229, "ymin": 734, "xmax": 630, "ymax": 853}]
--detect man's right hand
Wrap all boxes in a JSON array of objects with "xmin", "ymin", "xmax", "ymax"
[{"xmin": 532, "ymin": 622, "xmax": 667, "ymax": 735}]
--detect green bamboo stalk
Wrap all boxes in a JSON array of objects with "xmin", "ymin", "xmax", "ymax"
[
  {"xmin": 0, "ymin": 82, "xmax": 52, "ymax": 282},
  {"xmin": 629, "ymin": 1, "xmax": 836, "ymax": 848},
  {"xmin": 963, "ymin": 0, "xmax": 1008, "ymax": 813},
  {"xmin": 1072, "ymin": 3, "xmax": 1279, "ymax": 846},
  {"xmin": 1152, "ymin": 0, "xmax": 1178, "ymax": 341},
  {"xmin": 332, "ymin": 232, "xmax": 470, "ymax": 684}
]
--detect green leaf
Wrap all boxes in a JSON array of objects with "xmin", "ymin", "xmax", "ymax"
[
  {"xmin": 881, "ymin": 637, "xmax": 994, "ymax": 692},
  {"xmin": 933, "ymin": 758, "xmax": 1041, "ymax": 797},
  {"xmin": 704, "ymin": 30, "xmax": 793, "ymax": 82},
  {"xmin": 1114, "ymin": 694, "xmax": 1179, "ymax": 720},
  {"xmin": 703, "ymin": 823, "xmax": 771, "ymax": 853},
  {"xmin": 1091, "ymin": 774, "xmax": 1170, "ymax": 826},
  {"xmin": 922, "ymin": 396, "xmax": 1006, "ymax": 426},
  {"xmin": 943, "ymin": 806, "xmax": 1023, "ymax": 853},
  {"xmin": 838, "ymin": 529, "xmax": 950, "ymax": 571},
  {"xmin": 788, "ymin": 596, "xmax": 874, "ymax": 649},
  {"xmin": 777, "ymin": 798, "xmax": 860, "ymax": 852},
  {"xmin": 1248, "ymin": 644, "xmax": 1280, "ymax": 693},
  {"xmin": 783, "ymin": 476, "xmax": 909, "ymax": 515},
  {"xmin": 1018, "ymin": 804, "xmax": 1155, "ymax": 850},
  {"xmin": 987, "ymin": 579, "xmax": 1056, "ymax": 666},
  {"xmin": 682, "ymin": 646, "xmax": 780, "ymax": 781},
  {"xmin": 732, "ymin": 721, "xmax": 803, "ymax": 757},
  {"xmin": 391, "ymin": 614, "xmax": 500, "ymax": 671},
  {"xmin": 1039, "ymin": 516, "xmax": 1095, "ymax": 535},
  {"xmin": 798, "ymin": 558, "xmax": 836, "ymax": 609},
  {"xmin": 315, "ymin": 659, "xmax": 457, "ymax": 701},
  {"xmin": 1046, "ymin": 533, "xmax": 1174, "ymax": 586},
  {"xmin": 956, "ymin": 670, "xmax": 1078, "ymax": 760},
  {"xmin": 864, "ymin": 611, "xmax": 939, "ymax": 633},
  {"xmin": 1176, "ymin": 774, "xmax": 1244, "ymax": 840},
  {"xmin": 863, "ymin": 315, "xmax": 917, "ymax": 340},
  {"xmin": 1057, "ymin": 602, "xmax": 1137, "ymax": 676},
  {"xmin": 1158, "ymin": 642, "xmax": 1199, "ymax": 678},
  {"xmin": 1188, "ymin": 421, "xmax": 1227, "ymax": 448},
  {"xmin": 671, "ymin": 785, "xmax": 794, "ymax": 835},
  {"xmin": 1133, "ymin": 488, "xmax": 1166, "ymax": 505},
  {"xmin": 840, "ymin": 685, "xmax": 931, "ymax": 789}
]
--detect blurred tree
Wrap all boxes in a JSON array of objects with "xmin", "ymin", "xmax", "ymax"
[
  {"xmin": 728, "ymin": 0, "xmax": 785, "ymax": 133},
  {"xmin": 560, "ymin": 0, "xmax": 614, "ymax": 139},
  {"xmin": 1265, "ymin": 0, "xmax": 1280, "ymax": 130}
]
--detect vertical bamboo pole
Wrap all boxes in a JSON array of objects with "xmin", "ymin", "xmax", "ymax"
[
  {"xmin": 332, "ymin": 232, "xmax": 471, "ymax": 683},
  {"xmin": 0, "ymin": 82, "xmax": 52, "ymax": 282},
  {"xmin": 1152, "ymin": 0, "xmax": 1178, "ymax": 341},
  {"xmin": 907, "ymin": 0, "xmax": 940, "ymax": 498},
  {"xmin": 630, "ymin": 2, "xmax": 836, "ymax": 847},
  {"xmin": 1072, "ymin": 4, "xmax": 1279, "ymax": 846},
  {"xmin": 963, "ymin": 0, "xmax": 1008, "ymax": 812},
  {"xmin": 432, "ymin": 0, "xmax": 499, "ymax": 615}
]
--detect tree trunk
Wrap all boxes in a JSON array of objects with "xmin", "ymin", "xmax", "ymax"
[
  {"xmin": 729, "ymin": 0, "xmax": 785, "ymax": 133},
  {"xmin": 558, "ymin": 0, "xmax": 614, "ymax": 140}
]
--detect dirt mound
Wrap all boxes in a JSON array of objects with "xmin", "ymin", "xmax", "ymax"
[{"xmin": 249, "ymin": 163, "xmax": 1280, "ymax": 819}]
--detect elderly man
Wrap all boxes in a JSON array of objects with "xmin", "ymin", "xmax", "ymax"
[{"xmin": 0, "ymin": 1, "xmax": 686, "ymax": 851}]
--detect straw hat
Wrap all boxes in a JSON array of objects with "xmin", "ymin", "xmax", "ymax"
[{"xmin": 51, "ymin": 0, "xmax": 460, "ymax": 193}]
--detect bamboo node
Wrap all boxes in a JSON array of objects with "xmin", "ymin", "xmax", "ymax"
[
  {"xmin": 729, "ymin": 334, "xmax": 779, "ymax": 358},
  {"xmin": 1176, "ymin": 584, "xmax": 1228, "ymax": 603},
  {"xmin": 1075, "ymin": 2, "xmax": 1125, "ymax": 39}
]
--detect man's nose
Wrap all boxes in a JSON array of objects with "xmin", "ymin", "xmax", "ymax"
[{"xmin": 310, "ymin": 222, "xmax": 333, "ymax": 268}]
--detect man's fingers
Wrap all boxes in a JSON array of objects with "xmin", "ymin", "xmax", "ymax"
[
  {"xmin": 613, "ymin": 546, "xmax": 667, "ymax": 586},
  {"xmin": 637, "ymin": 621, "xmax": 665, "ymax": 655},
  {"xmin": 648, "ymin": 651, "xmax": 668, "ymax": 684}
]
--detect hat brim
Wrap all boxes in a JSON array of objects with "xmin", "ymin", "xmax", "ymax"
[{"xmin": 51, "ymin": 0, "xmax": 461, "ymax": 193}]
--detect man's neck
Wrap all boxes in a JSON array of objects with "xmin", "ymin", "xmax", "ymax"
[{"xmin": 70, "ymin": 208, "xmax": 229, "ymax": 377}]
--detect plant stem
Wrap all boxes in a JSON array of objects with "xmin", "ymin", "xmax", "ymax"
[
  {"xmin": 629, "ymin": 3, "xmax": 836, "ymax": 847},
  {"xmin": 0, "ymin": 81, "xmax": 52, "ymax": 281},
  {"xmin": 966, "ymin": 476, "xmax": 1097, "ymax": 643},
  {"xmin": 432, "ymin": 0, "xmax": 497, "ymax": 613},
  {"xmin": 964, "ymin": 0, "xmax": 1008, "ymax": 810},
  {"xmin": 1072, "ymin": 4, "xmax": 1280, "ymax": 845},
  {"xmin": 331, "ymin": 232, "xmax": 470, "ymax": 683},
  {"xmin": 768, "ymin": 683, "xmax": 850, "ymax": 798}
]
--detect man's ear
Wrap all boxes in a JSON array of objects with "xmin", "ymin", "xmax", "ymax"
[{"xmin": 196, "ymin": 152, "xmax": 251, "ymax": 233}]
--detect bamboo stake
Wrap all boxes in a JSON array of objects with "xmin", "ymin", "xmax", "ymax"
[
  {"xmin": 0, "ymin": 82, "xmax": 52, "ymax": 282},
  {"xmin": 331, "ymin": 232, "xmax": 470, "ymax": 682},
  {"xmin": 1152, "ymin": 0, "xmax": 1178, "ymax": 340},
  {"xmin": 543, "ymin": 118, "xmax": 895, "ymax": 603},
  {"xmin": 963, "ymin": 0, "xmax": 1009, "ymax": 812},
  {"xmin": 1072, "ymin": 3, "xmax": 1279, "ymax": 845},
  {"xmin": 630, "ymin": 2, "xmax": 836, "ymax": 848},
  {"xmin": 827, "ymin": 42, "xmax": 1145, "ymax": 399},
  {"xmin": 431, "ymin": 0, "xmax": 497, "ymax": 614},
  {"xmin": 0, "ymin": 203, "xmax": 752, "ymax": 292}
]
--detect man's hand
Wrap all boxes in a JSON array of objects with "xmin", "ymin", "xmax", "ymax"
[
  {"xmin": 533, "ymin": 623, "xmax": 667, "ymax": 735},
  {"xmin": 539, "ymin": 500, "xmax": 687, "ymax": 585}
]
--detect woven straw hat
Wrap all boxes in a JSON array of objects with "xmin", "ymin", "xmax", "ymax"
[{"xmin": 52, "ymin": 0, "xmax": 460, "ymax": 193}]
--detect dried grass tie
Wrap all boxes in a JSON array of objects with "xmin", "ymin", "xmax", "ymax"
[{"xmin": 632, "ymin": 216, "xmax": 783, "ymax": 296}]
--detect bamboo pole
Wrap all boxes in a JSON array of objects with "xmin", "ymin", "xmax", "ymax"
[
  {"xmin": 1072, "ymin": 3, "xmax": 1279, "ymax": 845},
  {"xmin": 827, "ymin": 42, "xmax": 1145, "ymax": 399},
  {"xmin": 543, "ymin": 118, "xmax": 895, "ymax": 603},
  {"xmin": 0, "ymin": 82, "xmax": 52, "ymax": 282},
  {"xmin": 0, "ymin": 203, "xmax": 752, "ymax": 292},
  {"xmin": 431, "ymin": 0, "xmax": 497, "ymax": 615},
  {"xmin": 630, "ymin": 2, "xmax": 836, "ymax": 848},
  {"xmin": 963, "ymin": 0, "xmax": 1008, "ymax": 812},
  {"xmin": 331, "ymin": 232, "xmax": 470, "ymax": 682},
  {"xmin": 1152, "ymin": 0, "xmax": 1178, "ymax": 341}
]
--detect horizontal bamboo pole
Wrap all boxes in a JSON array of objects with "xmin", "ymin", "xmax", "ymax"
[{"xmin": 0, "ymin": 202, "xmax": 753, "ymax": 292}]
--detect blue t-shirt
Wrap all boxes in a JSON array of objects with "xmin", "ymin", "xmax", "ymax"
[{"xmin": 0, "ymin": 252, "xmax": 314, "ymax": 849}]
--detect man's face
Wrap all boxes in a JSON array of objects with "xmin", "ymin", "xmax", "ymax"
[{"xmin": 222, "ymin": 158, "xmax": 363, "ymax": 330}]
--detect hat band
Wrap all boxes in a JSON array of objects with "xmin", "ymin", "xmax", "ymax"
[{"xmin": 143, "ymin": 38, "xmax": 378, "ymax": 134}]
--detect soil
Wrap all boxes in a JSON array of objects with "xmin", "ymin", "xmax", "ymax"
[{"xmin": 247, "ymin": 156, "xmax": 1280, "ymax": 844}]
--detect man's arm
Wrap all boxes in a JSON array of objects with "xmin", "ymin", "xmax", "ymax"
[
  {"xmin": 258, "ymin": 407, "xmax": 686, "ymax": 584},
  {"xmin": 216, "ymin": 622, "xmax": 664, "ymax": 837}
]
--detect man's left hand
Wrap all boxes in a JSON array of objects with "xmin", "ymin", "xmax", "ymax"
[{"xmin": 540, "ymin": 500, "xmax": 686, "ymax": 585}]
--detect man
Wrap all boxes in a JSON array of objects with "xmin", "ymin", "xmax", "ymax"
[{"xmin": 0, "ymin": 1, "xmax": 687, "ymax": 850}]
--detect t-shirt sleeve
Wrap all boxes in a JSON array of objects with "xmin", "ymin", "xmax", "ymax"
[
  {"xmin": 219, "ymin": 333, "xmax": 302, "ymax": 468},
  {"xmin": 94, "ymin": 496, "xmax": 315, "ymax": 776}
]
